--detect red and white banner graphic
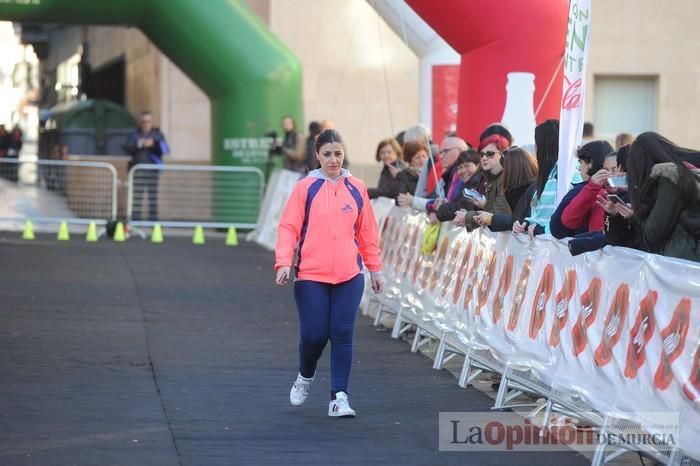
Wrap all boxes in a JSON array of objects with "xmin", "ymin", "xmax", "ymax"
[{"xmin": 373, "ymin": 203, "xmax": 700, "ymax": 459}]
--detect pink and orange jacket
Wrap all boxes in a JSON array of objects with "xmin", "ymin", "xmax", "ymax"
[{"xmin": 275, "ymin": 169, "xmax": 382, "ymax": 284}]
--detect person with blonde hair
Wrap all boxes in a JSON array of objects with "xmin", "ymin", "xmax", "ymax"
[{"xmin": 615, "ymin": 132, "xmax": 634, "ymax": 150}]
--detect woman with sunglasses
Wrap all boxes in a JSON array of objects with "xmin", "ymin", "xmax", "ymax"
[
  {"xmin": 473, "ymin": 146, "xmax": 538, "ymax": 231},
  {"xmin": 454, "ymin": 134, "xmax": 511, "ymax": 231}
]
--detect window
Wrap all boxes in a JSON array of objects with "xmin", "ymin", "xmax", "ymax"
[{"xmin": 593, "ymin": 75, "xmax": 657, "ymax": 140}]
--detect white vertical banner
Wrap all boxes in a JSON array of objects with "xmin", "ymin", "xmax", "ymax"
[{"xmin": 556, "ymin": 0, "xmax": 592, "ymax": 205}]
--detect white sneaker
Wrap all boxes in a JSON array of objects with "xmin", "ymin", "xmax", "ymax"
[
  {"xmin": 289, "ymin": 373, "xmax": 313, "ymax": 406},
  {"xmin": 328, "ymin": 391, "xmax": 356, "ymax": 418}
]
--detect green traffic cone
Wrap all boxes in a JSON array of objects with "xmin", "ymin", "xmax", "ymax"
[
  {"xmin": 225, "ymin": 227, "xmax": 238, "ymax": 246},
  {"xmin": 86, "ymin": 222, "xmax": 98, "ymax": 242},
  {"xmin": 22, "ymin": 220, "xmax": 35, "ymax": 240},
  {"xmin": 151, "ymin": 224, "xmax": 164, "ymax": 243},
  {"xmin": 193, "ymin": 226, "xmax": 205, "ymax": 245},
  {"xmin": 57, "ymin": 221, "xmax": 70, "ymax": 241},
  {"xmin": 114, "ymin": 222, "xmax": 126, "ymax": 242}
]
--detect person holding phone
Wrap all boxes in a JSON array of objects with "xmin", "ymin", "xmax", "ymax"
[
  {"xmin": 604, "ymin": 132, "xmax": 700, "ymax": 262},
  {"xmin": 474, "ymin": 146, "xmax": 538, "ymax": 231},
  {"xmin": 558, "ymin": 141, "xmax": 616, "ymax": 233},
  {"xmin": 275, "ymin": 129, "xmax": 384, "ymax": 418},
  {"xmin": 454, "ymin": 133, "xmax": 511, "ymax": 231}
]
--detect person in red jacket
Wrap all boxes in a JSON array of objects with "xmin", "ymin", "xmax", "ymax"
[
  {"xmin": 561, "ymin": 141, "xmax": 615, "ymax": 233},
  {"xmin": 275, "ymin": 129, "xmax": 384, "ymax": 418}
]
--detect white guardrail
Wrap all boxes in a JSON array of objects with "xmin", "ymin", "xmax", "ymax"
[
  {"xmin": 367, "ymin": 202, "xmax": 700, "ymax": 466},
  {"xmin": 0, "ymin": 158, "xmax": 117, "ymax": 227},
  {"xmin": 127, "ymin": 163, "xmax": 265, "ymax": 229}
]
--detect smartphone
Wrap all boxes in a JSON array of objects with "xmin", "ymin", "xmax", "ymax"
[
  {"xmin": 608, "ymin": 194, "xmax": 623, "ymax": 204},
  {"xmin": 607, "ymin": 175, "xmax": 628, "ymax": 190},
  {"xmin": 463, "ymin": 188, "xmax": 486, "ymax": 203}
]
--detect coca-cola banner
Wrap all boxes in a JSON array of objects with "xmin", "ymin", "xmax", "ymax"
[
  {"xmin": 372, "ymin": 203, "xmax": 700, "ymax": 460},
  {"xmin": 557, "ymin": 0, "xmax": 593, "ymax": 204},
  {"xmin": 406, "ymin": 0, "xmax": 568, "ymax": 146},
  {"xmin": 432, "ymin": 65, "xmax": 460, "ymax": 141}
]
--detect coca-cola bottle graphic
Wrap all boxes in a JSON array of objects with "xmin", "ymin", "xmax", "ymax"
[{"xmin": 500, "ymin": 72, "xmax": 536, "ymax": 146}]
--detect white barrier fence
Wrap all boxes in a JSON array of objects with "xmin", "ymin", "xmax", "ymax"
[
  {"xmin": 247, "ymin": 169, "xmax": 303, "ymax": 250},
  {"xmin": 0, "ymin": 158, "xmax": 118, "ymax": 228},
  {"xmin": 127, "ymin": 164, "xmax": 265, "ymax": 229},
  {"xmin": 367, "ymin": 202, "xmax": 700, "ymax": 465}
]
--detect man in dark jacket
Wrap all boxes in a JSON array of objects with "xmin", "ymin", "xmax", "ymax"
[
  {"xmin": 124, "ymin": 111, "xmax": 169, "ymax": 221},
  {"xmin": 280, "ymin": 116, "xmax": 306, "ymax": 174}
]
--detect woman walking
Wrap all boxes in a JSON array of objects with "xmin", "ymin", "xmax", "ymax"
[{"xmin": 275, "ymin": 129, "xmax": 384, "ymax": 418}]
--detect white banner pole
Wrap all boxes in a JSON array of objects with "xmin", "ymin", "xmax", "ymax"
[{"xmin": 556, "ymin": 0, "xmax": 593, "ymax": 205}]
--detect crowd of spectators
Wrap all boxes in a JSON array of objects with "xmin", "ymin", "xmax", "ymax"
[{"xmin": 365, "ymin": 121, "xmax": 700, "ymax": 264}]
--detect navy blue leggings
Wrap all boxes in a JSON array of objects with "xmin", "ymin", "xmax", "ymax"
[{"xmin": 294, "ymin": 273, "xmax": 365, "ymax": 396}]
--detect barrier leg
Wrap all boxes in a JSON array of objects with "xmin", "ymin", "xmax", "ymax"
[
  {"xmin": 373, "ymin": 304, "xmax": 384, "ymax": 327},
  {"xmin": 538, "ymin": 398, "xmax": 554, "ymax": 437},
  {"xmin": 458, "ymin": 347, "xmax": 483, "ymax": 388},
  {"xmin": 433, "ymin": 331, "xmax": 447, "ymax": 369},
  {"xmin": 391, "ymin": 307, "xmax": 404, "ymax": 339},
  {"xmin": 492, "ymin": 366, "xmax": 513, "ymax": 410},
  {"xmin": 410, "ymin": 327, "xmax": 422, "ymax": 352}
]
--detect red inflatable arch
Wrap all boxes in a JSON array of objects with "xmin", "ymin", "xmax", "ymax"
[{"xmin": 406, "ymin": 0, "xmax": 569, "ymax": 146}]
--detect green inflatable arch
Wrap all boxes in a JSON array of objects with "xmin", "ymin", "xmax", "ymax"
[{"xmin": 0, "ymin": 0, "xmax": 303, "ymax": 171}]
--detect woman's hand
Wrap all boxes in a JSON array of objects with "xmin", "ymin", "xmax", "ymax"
[
  {"xmin": 428, "ymin": 212, "xmax": 440, "ymax": 225},
  {"xmin": 591, "ymin": 169, "xmax": 612, "ymax": 186},
  {"xmin": 512, "ymin": 220, "xmax": 527, "ymax": 234},
  {"xmin": 371, "ymin": 274, "xmax": 385, "ymax": 294},
  {"xmin": 397, "ymin": 193, "xmax": 413, "ymax": 208},
  {"xmin": 276, "ymin": 266, "xmax": 291, "ymax": 286},
  {"xmin": 596, "ymin": 194, "xmax": 618, "ymax": 216},
  {"xmin": 473, "ymin": 211, "xmax": 493, "ymax": 226},
  {"xmin": 527, "ymin": 223, "xmax": 538, "ymax": 237},
  {"xmin": 453, "ymin": 210, "xmax": 467, "ymax": 227},
  {"xmin": 617, "ymin": 203, "xmax": 634, "ymax": 219},
  {"xmin": 386, "ymin": 163, "xmax": 402, "ymax": 178}
]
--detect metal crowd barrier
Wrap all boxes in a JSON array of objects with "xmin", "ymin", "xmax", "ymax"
[
  {"xmin": 364, "ymin": 203, "xmax": 700, "ymax": 466},
  {"xmin": 0, "ymin": 158, "xmax": 117, "ymax": 227},
  {"xmin": 127, "ymin": 164, "xmax": 265, "ymax": 229}
]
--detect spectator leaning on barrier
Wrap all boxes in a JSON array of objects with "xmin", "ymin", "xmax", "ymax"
[
  {"xmin": 395, "ymin": 140, "xmax": 428, "ymax": 198},
  {"xmin": 598, "ymin": 145, "xmax": 637, "ymax": 249},
  {"xmin": 560, "ymin": 141, "xmax": 616, "ymax": 234},
  {"xmin": 404, "ymin": 123, "xmax": 439, "ymax": 197},
  {"xmin": 455, "ymin": 133, "xmax": 510, "ymax": 231},
  {"xmin": 124, "ymin": 111, "xmax": 170, "ymax": 221},
  {"xmin": 523, "ymin": 119, "xmax": 582, "ymax": 235},
  {"xmin": 605, "ymin": 132, "xmax": 700, "ymax": 262},
  {"xmin": 275, "ymin": 128, "xmax": 383, "ymax": 417},
  {"xmin": 396, "ymin": 137, "xmax": 467, "ymax": 215},
  {"xmin": 435, "ymin": 149, "xmax": 483, "ymax": 222},
  {"xmin": 557, "ymin": 143, "xmax": 618, "ymax": 256},
  {"xmin": 368, "ymin": 138, "xmax": 405, "ymax": 200},
  {"xmin": 477, "ymin": 146, "xmax": 538, "ymax": 231}
]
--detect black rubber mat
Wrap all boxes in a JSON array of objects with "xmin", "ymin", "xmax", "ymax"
[{"xmin": 0, "ymin": 236, "xmax": 591, "ymax": 465}]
